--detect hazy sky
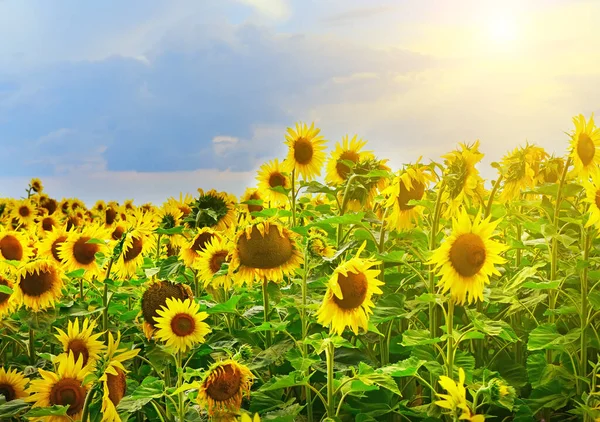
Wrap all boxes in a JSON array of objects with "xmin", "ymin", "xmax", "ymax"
[{"xmin": 1, "ymin": 0, "xmax": 599, "ymax": 203}]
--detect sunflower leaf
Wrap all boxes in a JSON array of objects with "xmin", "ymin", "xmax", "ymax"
[
  {"xmin": 0, "ymin": 399, "xmax": 29, "ymax": 418},
  {"xmin": 0, "ymin": 284, "xmax": 13, "ymax": 294},
  {"xmin": 24, "ymin": 405, "xmax": 69, "ymax": 417}
]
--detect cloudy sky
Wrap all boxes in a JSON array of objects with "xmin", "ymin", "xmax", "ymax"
[{"xmin": 1, "ymin": 0, "xmax": 599, "ymax": 203}]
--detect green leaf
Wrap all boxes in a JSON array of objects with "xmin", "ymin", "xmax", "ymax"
[
  {"xmin": 286, "ymin": 348, "xmax": 319, "ymax": 372},
  {"xmin": 380, "ymin": 357, "xmax": 426, "ymax": 377},
  {"xmin": 65, "ymin": 268, "xmax": 86, "ymax": 278},
  {"xmin": 527, "ymin": 324, "xmax": 579, "ymax": 351},
  {"xmin": 401, "ymin": 330, "xmax": 441, "ymax": 347},
  {"xmin": 207, "ymin": 295, "xmax": 242, "ymax": 314},
  {"xmin": 0, "ymin": 399, "xmax": 29, "ymax": 418},
  {"xmin": 522, "ymin": 280, "xmax": 560, "ymax": 289},
  {"xmin": 86, "ymin": 238, "xmax": 106, "ymax": 244},
  {"xmin": 258, "ymin": 371, "xmax": 310, "ymax": 392},
  {"xmin": 371, "ymin": 293, "xmax": 405, "ymax": 323},
  {"xmin": 24, "ymin": 405, "xmax": 69, "ymax": 418},
  {"xmin": 526, "ymin": 382, "xmax": 571, "ymax": 413},
  {"xmin": 118, "ymin": 377, "xmax": 165, "ymax": 413},
  {"xmin": 250, "ymin": 321, "xmax": 289, "ymax": 332},
  {"xmin": 0, "ymin": 284, "xmax": 13, "ymax": 294},
  {"xmin": 308, "ymin": 212, "xmax": 366, "ymax": 228},
  {"xmin": 155, "ymin": 226, "xmax": 184, "ymax": 235}
]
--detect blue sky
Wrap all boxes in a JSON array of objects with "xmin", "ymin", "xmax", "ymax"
[{"xmin": 1, "ymin": 0, "xmax": 599, "ymax": 203}]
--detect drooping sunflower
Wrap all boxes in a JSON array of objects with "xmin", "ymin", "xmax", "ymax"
[
  {"xmin": 440, "ymin": 141, "xmax": 486, "ymax": 218},
  {"xmin": 256, "ymin": 159, "xmax": 291, "ymax": 206},
  {"xmin": 498, "ymin": 144, "xmax": 548, "ymax": 202},
  {"xmin": 98, "ymin": 331, "xmax": 139, "ymax": 422},
  {"xmin": 0, "ymin": 228, "xmax": 32, "ymax": 266},
  {"xmin": 429, "ymin": 209, "xmax": 507, "ymax": 305},
  {"xmin": 197, "ymin": 359, "xmax": 254, "ymax": 415},
  {"xmin": 39, "ymin": 195, "xmax": 58, "ymax": 216},
  {"xmin": 15, "ymin": 259, "xmax": 64, "ymax": 311},
  {"xmin": 325, "ymin": 135, "xmax": 374, "ymax": 185},
  {"xmin": 157, "ymin": 202, "xmax": 184, "ymax": 230},
  {"xmin": 104, "ymin": 202, "xmax": 120, "ymax": 227},
  {"xmin": 180, "ymin": 228, "xmax": 221, "ymax": 268},
  {"xmin": 539, "ymin": 155, "xmax": 565, "ymax": 184},
  {"xmin": 584, "ymin": 172, "xmax": 600, "ymax": 229},
  {"xmin": 58, "ymin": 225, "xmax": 109, "ymax": 279},
  {"xmin": 306, "ymin": 228, "xmax": 335, "ymax": 259},
  {"xmin": 382, "ymin": 159, "xmax": 436, "ymax": 232},
  {"xmin": 230, "ymin": 220, "xmax": 303, "ymax": 286},
  {"xmin": 570, "ymin": 113, "xmax": 600, "ymax": 180},
  {"xmin": 154, "ymin": 297, "xmax": 210, "ymax": 353},
  {"xmin": 113, "ymin": 212, "xmax": 156, "ymax": 279},
  {"xmin": 316, "ymin": 244, "xmax": 383, "ymax": 335},
  {"xmin": 168, "ymin": 193, "xmax": 195, "ymax": 220},
  {"xmin": 140, "ymin": 280, "xmax": 193, "ymax": 339},
  {"xmin": 38, "ymin": 226, "xmax": 70, "ymax": 266},
  {"xmin": 55, "ymin": 318, "xmax": 105, "ymax": 369},
  {"xmin": 282, "ymin": 122, "xmax": 327, "ymax": 181},
  {"xmin": 436, "ymin": 367, "xmax": 485, "ymax": 422},
  {"xmin": 184, "ymin": 189, "xmax": 236, "ymax": 230},
  {"xmin": 239, "ymin": 188, "xmax": 265, "ymax": 219},
  {"xmin": 0, "ymin": 273, "xmax": 18, "ymax": 318},
  {"xmin": 194, "ymin": 236, "xmax": 233, "ymax": 290},
  {"xmin": 30, "ymin": 178, "xmax": 44, "ymax": 194},
  {"xmin": 0, "ymin": 367, "xmax": 29, "ymax": 402},
  {"xmin": 26, "ymin": 352, "xmax": 91, "ymax": 422},
  {"xmin": 11, "ymin": 199, "xmax": 36, "ymax": 227}
]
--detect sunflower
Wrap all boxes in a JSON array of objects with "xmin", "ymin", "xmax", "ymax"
[
  {"xmin": 440, "ymin": 141, "xmax": 486, "ymax": 218},
  {"xmin": 239, "ymin": 414, "xmax": 261, "ymax": 422},
  {"xmin": 0, "ymin": 367, "xmax": 29, "ymax": 402},
  {"xmin": 55, "ymin": 318, "xmax": 105, "ymax": 369},
  {"xmin": 38, "ymin": 226, "xmax": 70, "ymax": 266},
  {"xmin": 194, "ymin": 236, "xmax": 233, "ymax": 290},
  {"xmin": 230, "ymin": 220, "xmax": 303, "ymax": 286},
  {"xmin": 29, "ymin": 178, "xmax": 44, "ymax": 194},
  {"xmin": 154, "ymin": 297, "xmax": 210, "ymax": 353},
  {"xmin": 180, "ymin": 228, "xmax": 221, "ymax": 268},
  {"xmin": 539, "ymin": 156, "xmax": 565, "ymax": 184},
  {"xmin": 584, "ymin": 172, "xmax": 600, "ymax": 229},
  {"xmin": 168, "ymin": 193, "xmax": 195, "ymax": 220},
  {"xmin": 58, "ymin": 225, "xmax": 108, "ymax": 279},
  {"xmin": 325, "ymin": 135, "xmax": 374, "ymax": 185},
  {"xmin": 197, "ymin": 359, "xmax": 254, "ymax": 415},
  {"xmin": 282, "ymin": 122, "xmax": 327, "ymax": 181},
  {"xmin": 0, "ymin": 273, "xmax": 18, "ymax": 318},
  {"xmin": 0, "ymin": 228, "xmax": 32, "ymax": 268},
  {"xmin": 98, "ymin": 331, "xmax": 139, "ymax": 422},
  {"xmin": 436, "ymin": 367, "xmax": 484, "ymax": 422},
  {"xmin": 104, "ymin": 202, "xmax": 120, "ymax": 227},
  {"xmin": 140, "ymin": 280, "xmax": 193, "ymax": 339},
  {"xmin": 11, "ymin": 199, "xmax": 36, "ymax": 227},
  {"xmin": 37, "ymin": 212, "xmax": 60, "ymax": 238},
  {"xmin": 240, "ymin": 188, "xmax": 265, "ymax": 218},
  {"xmin": 256, "ymin": 159, "xmax": 291, "ymax": 206},
  {"xmin": 27, "ymin": 352, "xmax": 91, "ymax": 422},
  {"xmin": 382, "ymin": 159, "xmax": 436, "ymax": 231},
  {"xmin": 184, "ymin": 189, "xmax": 236, "ymax": 231},
  {"xmin": 570, "ymin": 114, "xmax": 600, "ymax": 180},
  {"xmin": 316, "ymin": 244, "xmax": 383, "ymax": 335},
  {"xmin": 39, "ymin": 195, "xmax": 58, "ymax": 215},
  {"xmin": 157, "ymin": 202, "xmax": 184, "ymax": 230},
  {"xmin": 306, "ymin": 228, "xmax": 335, "ymax": 259},
  {"xmin": 498, "ymin": 144, "xmax": 548, "ymax": 202},
  {"xmin": 15, "ymin": 260, "xmax": 64, "ymax": 311},
  {"xmin": 113, "ymin": 213, "xmax": 156, "ymax": 279},
  {"xmin": 429, "ymin": 209, "xmax": 507, "ymax": 305}
]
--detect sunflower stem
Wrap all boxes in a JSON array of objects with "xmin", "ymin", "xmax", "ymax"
[
  {"xmin": 301, "ymin": 252, "xmax": 313, "ymax": 422},
  {"xmin": 337, "ymin": 174, "xmax": 357, "ymax": 248},
  {"xmin": 262, "ymin": 280, "xmax": 272, "ymax": 348},
  {"xmin": 445, "ymin": 299, "xmax": 455, "ymax": 378},
  {"xmin": 326, "ymin": 341, "xmax": 335, "ymax": 418},
  {"xmin": 102, "ymin": 258, "xmax": 115, "ymax": 340},
  {"xmin": 579, "ymin": 226, "xmax": 592, "ymax": 395},
  {"xmin": 291, "ymin": 169, "xmax": 297, "ymax": 227},
  {"xmin": 177, "ymin": 350, "xmax": 185, "ymax": 422},
  {"xmin": 80, "ymin": 386, "xmax": 96, "ymax": 422},
  {"xmin": 484, "ymin": 174, "xmax": 503, "ymax": 219},
  {"xmin": 28, "ymin": 326, "xmax": 35, "ymax": 365},
  {"xmin": 79, "ymin": 278, "xmax": 84, "ymax": 301}
]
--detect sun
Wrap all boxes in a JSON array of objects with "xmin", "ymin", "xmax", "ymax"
[{"xmin": 488, "ymin": 17, "xmax": 517, "ymax": 44}]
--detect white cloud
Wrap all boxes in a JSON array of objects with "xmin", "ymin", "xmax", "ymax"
[{"xmin": 212, "ymin": 135, "xmax": 240, "ymax": 156}]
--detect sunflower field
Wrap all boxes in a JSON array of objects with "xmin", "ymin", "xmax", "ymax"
[{"xmin": 0, "ymin": 116, "xmax": 600, "ymax": 422}]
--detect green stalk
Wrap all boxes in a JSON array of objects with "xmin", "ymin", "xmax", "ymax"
[
  {"xmin": 301, "ymin": 253, "xmax": 313, "ymax": 422},
  {"xmin": 263, "ymin": 280, "xmax": 272, "ymax": 348},
  {"xmin": 446, "ymin": 299, "xmax": 455, "ymax": 377},
  {"xmin": 291, "ymin": 169, "xmax": 297, "ymax": 227},
  {"xmin": 177, "ymin": 351, "xmax": 185, "ymax": 422},
  {"xmin": 80, "ymin": 387, "xmax": 96, "ymax": 422},
  {"xmin": 579, "ymin": 227, "xmax": 592, "ymax": 395},
  {"xmin": 337, "ymin": 174, "xmax": 358, "ymax": 247},
  {"xmin": 102, "ymin": 258, "xmax": 115, "ymax": 339},
  {"xmin": 79, "ymin": 278, "xmax": 84, "ymax": 301},
  {"xmin": 29, "ymin": 326, "xmax": 35, "ymax": 365},
  {"xmin": 326, "ymin": 342, "xmax": 335, "ymax": 417}
]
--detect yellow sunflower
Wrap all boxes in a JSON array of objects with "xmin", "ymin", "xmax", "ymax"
[
  {"xmin": 39, "ymin": 195, "xmax": 58, "ymax": 216},
  {"xmin": 0, "ymin": 367, "xmax": 29, "ymax": 402},
  {"xmin": 27, "ymin": 352, "xmax": 91, "ymax": 422},
  {"xmin": 240, "ymin": 188, "xmax": 265, "ymax": 218},
  {"xmin": 0, "ymin": 273, "xmax": 19, "ymax": 319},
  {"xmin": 382, "ymin": 159, "xmax": 436, "ymax": 232},
  {"xmin": 498, "ymin": 144, "xmax": 548, "ymax": 202},
  {"xmin": 197, "ymin": 359, "xmax": 254, "ymax": 415},
  {"xmin": 168, "ymin": 193, "xmax": 195, "ymax": 220},
  {"xmin": 325, "ymin": 135, "xmax": 374, "ymax": 185},
  {"xmin": 441, "ymin": 141, "xmax": 486, "ymax": 218},
  {"xmin": 539, "ymin": 156, "xmax": 565, "ymax": 184},
  {"xmin": 140, "ymin": 280, "xmax": 194, "ymax": 339},
  {"xmin": 316, "ymin": 244, "xmax": 383, "ymax": 335},
  {"xmin": 38, "ymin": 226, "xmax": 70, "ymax": 266},
  {"xmin": 30, "ymin": 178, "xmax": 44, "ymax": 194},
  {"xmin": 230, "ymin": 220, "xmax": 303, "ymax": 286},
  {"xmin": 256, "ymin": 159, "xmax": 291, "ymax": 206},
  {"xmin": 92, "ymin": 200, "xmax": 107, "ymax": 215},
  {"xmin": 570, "ymin": 113, "xmax": 600, "ymax": 181},
  {"xmin": 307, "ymin": 228, "xmax": 335, "ymax": 259},
  {"xmin": 37, "ymin": 213, "xmax": 60, "ymax": 238},
  {"xmin": 436, "ymin": 367, "xmax": 485, "ymax": 422},
  {"xmin": 113, "ymin": 213, "xmax": 156, "ymax": 279},
  {"xmin": 14, "ymin": 259, "xmax": 64, "ymax": 311},
  {"xmin": 154, "ymin": 297, "xmax": 210, "ymax": 353},
  {"xmin": 55, "ymin": 318, "xmax": 105, "ymax": 369},
  {"xmin": 429, "ymin": 209, "xmax": 507, "ymax": 305},
  {"xmin": 180, "ymin": 228, "xmax": 222, "ymax": 268},
  {"xmin": 104, "ymin": 202, "xmax": 120, "ymax": 227},
  {"xmin": 282, "ymin": 122, "xmax": 327, "ymax": 181},
  {"xmin": 99, "ymin": 331, "xmax": 139, "ymax": 422},
  {"xmin": 584, "ymin": 172, "xmax": 600, "ymax": 229},
  {"xmin": 0, "ymin": 228, "xmax": 32, "ymax": 266},
  {"xmin": 194, "ymin": 236, "xmax": 233, "ymax": 290},
  {"xmin": 11, "ymin": 199, "xmax": 36, "ymax": 227},
  {"xmin": 157, "ymin": 202, "xmax": 184, "ymax": 230},
  {"xmin": 58, "ymin": 225, "xmax": 109, "ymax": 279},
  {"xmin": 239, "ymin": 414, "xmax": 261, "ymax": 422}
]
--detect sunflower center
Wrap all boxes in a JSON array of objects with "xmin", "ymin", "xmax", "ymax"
[
  {"xmin": 111, "ymin": 226, "xmax": 125, "ymax": 241},
  {"xmin": 107, "ymin": 368, "xmax": 127, "ymax": 405},
  {"xmin": 66, "ymin": 216, "xmax": 80, "ymax": 231},
  {"xmin": 247, "ymin": 192, "xmax": 263, "ymax": 214},
  {"xmin": 142, "ymin": 281, "xmax": 192, "ymax": 326},
  {"xmin": 397, "ymin": 181, "xmax": 425, "ymax": 211},
  {"xmin": 0, "ymin": 384, "xmax": 16, "ymax": 401},
  {"xmin": 179, "ymin": 205, "xmax": 192, "ymax": 217},
  {"xmin": 332, "ymin": 271, "xmax": 368, "ymax": 309},
  {"xmin": 237, "ymin": 225, "xmax": 293, "ymax": 269},
  {"xmin": 161, "ymin": 214, "xmax": 176, "ymax": 229},
  {"xmin": 0, "ymin": 277, "xmax": 10, "ymax": 305},
  {"xmin": 268, "ymin": 172, "xmax": 286, "ymax": 189},
  {"xmin": 336, "ymin": 150, "xmax": 360, "ymax": 180},
  {"xmin": 42, "ymin": 217, "xmax": 55, "ymax": 232},
  {"xmin": 0, "ymin": 235, "xmax": 23, "ymax": 261},
  {"xmin": 41, "ymin": 198, "xmax": 58, "ymax": 215},
  {"xmin": 73, "ymin": 237, "xmax": 98, "ymax": 265},
  {"xmin": 192, "ymin": 232, "xmax": 216, "ymax": 254},
  {"xmin": 449, "ymin": 233, "xmax": 486, "ymax": 277},
  {"xmin": 170, "ymin": 313, "xmax": 196, "ymax": 337},
  {"xmin": 67, "ymin": 339, "xmax": 90, "ymax": 367},
  {"xmin": 577, "ymin": 133, "xmax": 595, "ymax": 166},
  {"xmin": 123, "ymin": 236, "xmax": 143, "ymax": 262},
  {"xmin": 294, "ymin": 138, "xmax": 314, "ymax": 165},
  {"xmin": 106, "ymin": 208, "xmax": 117, "ymax": 225},
  {"xmin": 209, "ymin": 251, "xmax": 229, "ymax": 273},
  {"xmin": 20, "ymin": 267, "xmax": 56, "ymax": 297},
  {"xmin": 49, "ymin": 378, "xmax": 86, "ymax": 416},
  {"xmin": 51, "ymin": 236, "xmax": 67, "ymax": 263},
  {"xmin": 206, "ymin": 364, "xmax": 242, "ymax": 402},
  {"xmin": 18, "ymin": 206, "xmax": 30, "ymax": 218}
]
